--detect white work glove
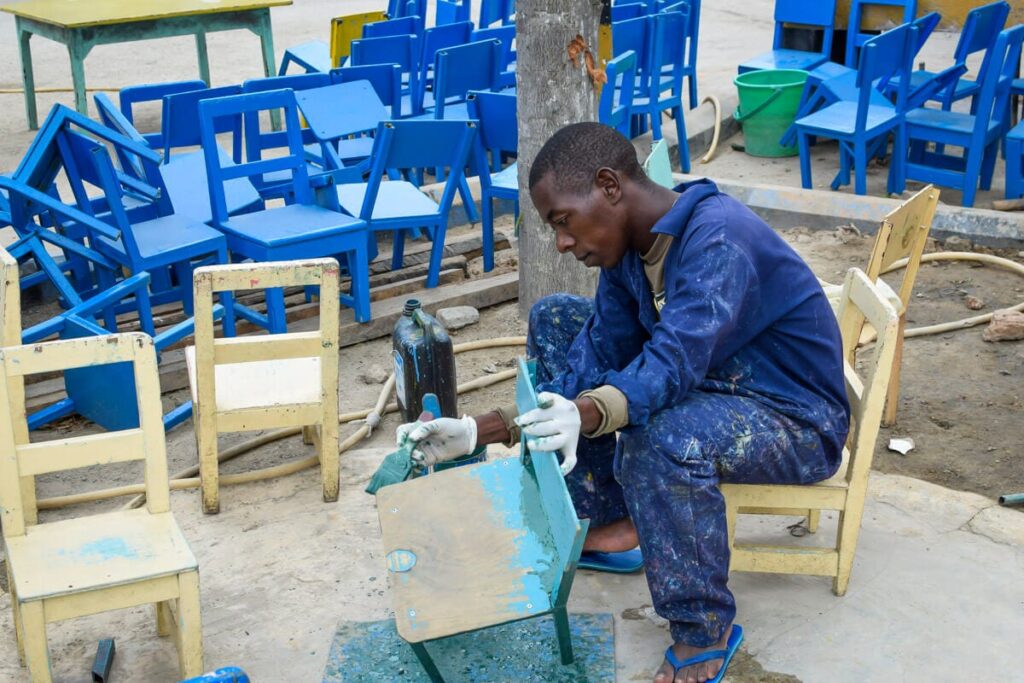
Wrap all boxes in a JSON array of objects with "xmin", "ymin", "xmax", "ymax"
[
  {"xmin": 396, "ymin": 416, "xmax": 478, "ymax": 468},
  {"xmin": 514, "ymin": 392, "xmax": 580, "ymax": 476}
]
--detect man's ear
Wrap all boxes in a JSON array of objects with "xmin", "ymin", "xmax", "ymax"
[{"xmin": 594, "ymin": 167, "xmax": 622, "ymax": 204}]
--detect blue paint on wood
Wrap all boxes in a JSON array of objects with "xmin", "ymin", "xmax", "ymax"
[{"xmin": 64, "ymin": 537, "xmax": 144, "ymax": 563}]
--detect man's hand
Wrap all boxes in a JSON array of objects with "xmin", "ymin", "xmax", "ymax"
[
  {"xmin": 515, "ymin": 392, "xmax": 580, "ymax": 475},
  {"xmin": 396, "ymin": 416, "xmax": 478, "ymax": 467}
]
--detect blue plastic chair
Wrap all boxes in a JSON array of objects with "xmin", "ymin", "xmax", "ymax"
[
  {"xmin": 468, "ymin": 90, "xmax": 518, "ymax": 272},
  {"xmin": 600, "ymin": 50, "xmax": 638, "ymax": 137},
  {"xmin": 793, "ymin": 23, "xmax": 916, "ymax": 195},
  {"xmin": 331, "ymin": 64, "xmax": 404, "ymax": 119},
  {"xmin": 118, "ymin": 80, "xmax": 208, "ymax": 149},
  {"xmin": 899, "ymin": 25, "xmax": 1024, "ymax": 207},
  {"xmin": 631, "ymin": 10, "xmax": 691, "ymax": 172},
  {"xmin": 335, "ymin": 120, "xmax": 478, "ymax": 288},
  {"xmin": 413, "ymin": 21, "xmax": 474, "ymax": 115},
  {"xmin": 738, "ymin": 0, "xmax": 838, "ymax": 74},
  {"xmin": 199, "ymin": 89, "xmax": 372, "ymax": 328},
  {"xmin": 436, "ymin": 0, "xmax": 471, "ymax": 25},
  {"xmin": 161, "ymin": 85, "xmax": 244, "ymax": 163},
  {"xmin": 892, "ymin": 1, "xmax": 1009, "ymax": 112},
  {"xmin": 479, "ymin": 0, "xmax": 515, "ymax": 27}
]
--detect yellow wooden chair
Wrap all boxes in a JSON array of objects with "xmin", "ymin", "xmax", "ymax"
[
  {"xmin": 185, "ymin": 259, "xmax": 340, "ymax": 514},
  {"xmin": 820, "ymin": 184, "xmax": 939, "ymax": 425},
  {"xmin": 0, "ymin": 333, "xmax": 203, "ymax": 682},
  {"xmin": 331, "ymin": 11, "xmax": 388, "ymax": 67},
  {"xmin": 722, "ymin": 268, "xmax": 900, "ymax": 596}
]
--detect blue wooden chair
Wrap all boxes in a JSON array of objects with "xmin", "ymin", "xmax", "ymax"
[
  {"xmin": 160, "ymin": 85, "xmax": 244, "ymax": 164},
  {"xmin": 472, "ymin": 24, "xmax": 517, "ymax": 90},
  {"xmin": 468, "ymin": 91, "xmax": 518, "ymax": 273},
  {"xmin": 199, "ymin": 89, "xmax": 372, "ymax": 329},
  {"xmin": 350, "ymin": 34, "xmax": 422, "ymax": 104},
  {"xmin": 891, "ymin": 1, "xmax": 1009, "ymax": 112},
  {"xmin": 793, "ymin": 23, "xmax": 916, "ymax": 195},
  {"xmin": 612, "ymin": 15, "xmax": 652, "ymax": 105},
  {"xmin": 363, "ymin": 15, "xmax": 420, "ymax": 39},
  {"xmin": 479, "ymin": 0, "xmax": 515, "ymax": 27},
  {"xmin": 421, "ymin": 39, "xmax": 505, "ymax": 122},
  {"xmin": 331, "ymin": 64, "xmax": 404, "ymax": 119},
  {"xmin": 612, "ymin": 2, "xmax": 647, "ymax": 21},
  {"xmin": 335, "ymin": 119, "xmax": 478, "ymax": 288},
  {"xmin": 600, "ymin": 50, "xmax": 638, "ymax": 137},
  {"xmin": 898, "ymin": 25, "xmax": 1024, "ymax": 207},
  {"xmin": 118, "ymin": 79, "xmax": 208, "ymax": 149},
  {"xmin": 656, "ymin": 0, "xmax": 700, "ymax": 110},
  {"xmin": 845, "ymin": 0, "xmax": 918, "ymax": 71},
  {"xmin": 294, "ymin": 81, "xmax": 389, "ymax": 174},
  {"xmin": 94, "ymin": 93, "xmax": 263, "ymax": 226},
  {"xmin": 375, "ymin": 357, "xmax": 587, "ymax": 682},
  {"xmin": 632, "ymin": 9, "xmax": 691, "ymax": 172},
  {"xmin": 411, "ymin": 21, "xmax": 475, "ymax": 116},
  {"xmin": 738, "ymin": 0, "xmax": 838, "ymax": 74},
  {"xmin": 436, "ymin": 0, "xmax": 471, "ymax": 25}
]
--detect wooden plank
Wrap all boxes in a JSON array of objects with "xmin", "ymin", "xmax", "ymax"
[
  {"xmin": 730, "ymin": 545, "xmax": 839, "ymax": 577},
  {"xmin": 213, "ymin": 332, "xmax": 322, "ymax": 364},
  {"xmin": 18, "ymin": 429, "xmax": 146, "ymax": 475}
]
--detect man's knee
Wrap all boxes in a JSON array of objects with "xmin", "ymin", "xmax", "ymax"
[
  {"xmin": 527, "ymin": 293, "xmax": 593, "ymax": 336},
  {"xmin": 616, "ymin": 416, "xmax": 714, "ymax": 490}
]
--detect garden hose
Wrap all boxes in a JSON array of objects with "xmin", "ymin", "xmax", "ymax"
[
  {"xmin": 699, "ymin": 95, "xmax": 722, "ymax": 164},
  {"xmin": 34, "ymin": 336, "xmax": 527, "ymax": 512}
]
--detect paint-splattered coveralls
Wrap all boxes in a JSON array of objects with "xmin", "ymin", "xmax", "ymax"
[{"xmin": 526, "ymin": 179, "xmax": 851, "ymax": 647}]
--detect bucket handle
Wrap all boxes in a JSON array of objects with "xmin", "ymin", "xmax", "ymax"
[{"xmin": 734, "ymin": 87, "xmax": 785, "ymax": 123}]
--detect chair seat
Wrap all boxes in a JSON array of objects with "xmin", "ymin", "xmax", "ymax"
[
  {"xmin": 808, "ymin": 61, "xmax": 855, "ymax": 83},
  {"xmin": 905, "ymin": 107, "xmax": 998, "ymax": 138},
  {"xmin": 795, "ymin": 100, "xmax": 898, "ymax": 136},
  {"xmin": 97, "ymin": 213, "xmax": 225, "ymax": 267},
  {"xmin": 185, "ymin": 347, "xmax": 322, "ymax": 412},
  {"xmin": 335, "ymin": 136, "xmax": 375, "ymax": 163},
  {"xmin": 1007, "ymin": 119, "xmax": 1024, "ymax": 141},
  {"xmin": 217, "ymin": 204, "xmax": 366, "ymax": 249},
  {"xmin": 336, "ymin": 181, "xmax": 439, "ymax": 221},
  {"xmin": 6, "ymin": 509, "xmax": 196, "ymax": 602},
  {"xmin": 741, "ymin": 49, "xmax": 828, "ymax": 73},
  {"xmin": 282, "ymin": 41, "xmax": 331, "ymax": 73},
  {"xmin": 490, "ymin": 162, "xmax": 518, "ymax": 192},
  {"xmin": 162, "ymin": 148, "xmax": 262, "ymax": 224},
  {"xmin": 818, "ymin": 72, "xmax": 894, "ymax": 107}
]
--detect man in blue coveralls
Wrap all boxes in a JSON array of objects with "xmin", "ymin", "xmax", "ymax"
[{"xmin": 398, "ymin": 123, "xmax": 850, "ymax": 683}]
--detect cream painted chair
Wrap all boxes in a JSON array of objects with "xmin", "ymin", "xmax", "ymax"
[
  {"xmin": 0, "ymin": 333, "xmax": 203, "ymax": 682},
  {"xmin": 186, "ymin": 259, "xmax": 340, "ymax": 514},
  {"xmin": 722, "ymin": 268, "xmax": 900, "ymax": 596},
  {"xmin": 820, "ymin": 184, "xmax": 939, "ymax": 426}
]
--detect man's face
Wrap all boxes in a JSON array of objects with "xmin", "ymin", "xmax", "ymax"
[{"xmin": 529, "ymin": 170, "xmax": 630, "ymax": 270}]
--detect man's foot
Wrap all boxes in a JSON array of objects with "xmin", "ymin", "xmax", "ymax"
[
  {"xmin": 582, "ymin": 516, "xmax": 638, "ymax": 553},
  {"xmin": 654, "ymin": 625, "xmax": 734, "ymax": 683}
]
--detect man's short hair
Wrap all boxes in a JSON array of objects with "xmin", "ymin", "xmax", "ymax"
[{"xmin": 528, "ymin": 122, "xmax": 646, "ymax": 196}]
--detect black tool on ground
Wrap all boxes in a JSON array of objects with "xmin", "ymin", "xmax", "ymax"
[
  {"xmin": 392, "ymin": 300, "xmax": 457, "ymax": 423},
  {"xmin": 92, "ymin": 638, "xmax": 115, "ymax": 682}
]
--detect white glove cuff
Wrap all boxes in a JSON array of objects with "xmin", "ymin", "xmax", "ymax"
[{"xmin": 461, "ymin": 414, "xmax": 478, "ymax": 454}]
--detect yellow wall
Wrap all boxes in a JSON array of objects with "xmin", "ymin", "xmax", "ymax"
[{"xmin": 835, "ymin": 0, "xmax": 1024, "ymax": 31}]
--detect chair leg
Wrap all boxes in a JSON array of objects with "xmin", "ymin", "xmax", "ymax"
[
  {"xmin": 19, "ymin": 600, "xmax": 52, "ymax": 683},
  {"xmin": 833, "ymin": 508, "xmax": 860, "ymax": 597},
  {"xmin": 350, "ymin": 242, "xmax": 372, "ymax": 323},
  {"xmin": 426, "ymin": 223, "xmax": 446, "ymax": 288},
  {"xmin": 962, "ymin": 149, "xmax": 984, "ymax": 208},
  {"xmin": 7, "ymin": 562, "xmax": 24, "ymax": 664},
  {"xmin": 807, "ymin": 508, "xmax": 820, "ymax": 534},
  {"xmin": 391, "ymin": 230, "xmax": 407, "ymax": 271},
  {"xmin": 553, "ymin": 606, "xmax": 575, "ymax": 665},
  {"xmin": 980, "ymin": 142, "xmax": 999, "ymax": 191},
  {"xmin": 302, "ymin": 425, "xmax": 316, "ymax": 445},
  {"xmin": 797, "ymin": 132, "xmax": 813, "ymax": 189},
  {"xmin": 481, "ymin": 194, "xmax": 495, "ymax": 273},
  {"xmin": 409, "ymin": 641, "xmax": 444, "ymax": 682},
  {"xmin": 156, "ymin": 600, "xmax": 174, "ymax": 637},
  {"xmin": 457, "ymin": 175, "xmax": 479, "ymax": 223},
  {"xmin": 217, "ymin": 247, "xmax": 237, "ymax": 338},
  {"xmin": 175, "ymin": 571, "xmax": 204, "ymax": 679},
  {"xmin": 673, "ymin": 105, "xmax": 690, "ymax": 174},
  {"xmin": 196, "ymin": 409, "xmax": 220, "ymax": 515},
  {"xmin": 266, "ymin": 288, "xmax": 288, "ymax": 334},
  {"xmin": 20, "ymin": 475, "xmax": 37, "ymax": 526},
  {"xmin": 320, "ymin": 420, "xmax": 340, "ymax": 504},
  {"xmin": 882, "ymin": 313, "xmax": 906, "ymax": 427},
  {"xmin": 853, "ymin": 142, "xmax": 868, "ymax": 196}
]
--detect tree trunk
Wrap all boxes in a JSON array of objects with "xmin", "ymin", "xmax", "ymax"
[{"xmin": 516, "ymin": 0, "xmax": 604, "ymax": 318}]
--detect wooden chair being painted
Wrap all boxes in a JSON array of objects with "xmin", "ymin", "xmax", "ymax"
[
  {"xmin": 376, "ymin": 358, "xmax": 587, "ymax": 682},
  {"xmin": 820, "ymin": 184, "xmax": 939, "ymax": 425},
  {"xmin": 0, "ymin": 333, "xmax": 203, "ymax": 682},
  {"xmin": 722, "ymin": 268, "xmax": 900, "ymax": 596},
  {"xmin": 185, "ymin": 259, "xmax": 340, "ymax": 514}
]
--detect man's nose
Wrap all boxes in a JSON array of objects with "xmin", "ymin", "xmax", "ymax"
[{"xmin": 555, "ymin": 231, "xmax": 574, "ymax": 253}]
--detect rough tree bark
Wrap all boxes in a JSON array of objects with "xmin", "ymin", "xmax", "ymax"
[{"xmin": 516, "ymin": 0, "xmax": 604, "ymax": 317}]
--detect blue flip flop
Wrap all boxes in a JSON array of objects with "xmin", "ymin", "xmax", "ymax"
[
  {"xmin": 664, "ymin": 624, "xmax": 744, "ymax": 683},
  {"xmin": 578, "ymin": 548, "xmax": 644, "ymax": 573}
]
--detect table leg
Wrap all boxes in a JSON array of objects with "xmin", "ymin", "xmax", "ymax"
[
  {"xmin": 16, "ymin": 21, "xmax": 38, "ymax": 130},
  {"xmin": 67, "ymin": 33, "xmax": 89, "ymax": 117},
  {"xmin": 195, "ymin": 32, "xmax": 211, "ymax": 85},
  {"xmin": 255, "ymin": 9, "xmax": 281, "ymax": 130}
]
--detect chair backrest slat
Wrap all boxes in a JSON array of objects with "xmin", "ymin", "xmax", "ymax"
[
  {"xmin": 118, "ymin": 79, "xmax": 208, "ymax": 149},
  {"xmin": 865, "ymin": 184, "xmax": 938, "ymax": 308},
  {"xmin": 433, "ymin": 39, "xmax": 503, "ymax": 116},
  {"xmin": 162, "ymin": 84, "xmax": 244, "ymax": 162},
  {"xmin": 363, "ymin": 15, "xmax": 420, "ymax": 39},
  {"xmin": 599, "ymin": 50, "xmax": 638, "ymax": 135},
  {"xmin": 855, "ymin": 23, "xmax": 915, "ymax": 130}
]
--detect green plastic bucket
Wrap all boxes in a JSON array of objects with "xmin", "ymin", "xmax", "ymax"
[{"xmin": 733, "ymin": 69, "xmax": 808, "ymax": 158}]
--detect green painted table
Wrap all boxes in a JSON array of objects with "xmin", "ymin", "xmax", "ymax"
[{"xmin": 1, "ymin": 0, "xmax": 292, "ymax": 130}]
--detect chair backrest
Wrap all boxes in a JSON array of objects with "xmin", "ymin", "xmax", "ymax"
[
  {"xmin": 479, "ymin": 0, "xmax": 515, "ymax": 27},
  {"xmin": 360, "ymin": 120, "xmax": 478, "ymax": 220},
  {"xmin": 331, "ymin": 63, "xmax": 403, "ymax": 119},
  {"xmin": 420, "ymin": 21, "xmax": 474, "ymax": 80},
  {"xmin": 613, "ymin": 16, "xmax": 652, "ymax": 91},
  {"xmin": 844, "ymin": 0, "xmax": 918, "ymax": 68},
  {"xmin": 192, "ymin": 259, "xmax": 339, "ymax": 410},
  {"xmin": 329, "ymin": 11, "xmax": 388, "ymax": 66},
  {"xmin": 161, "ymin": 84, "xmax": 244, "ymax": 162},
  {"xmin": 773, "ymin": 0, "xmax": 838, "ymax": 57},
  {"xmin": 467, "ymin": 90, "xmax": 518, "ymax": 155},
  {"xmin": 388, "ymin": 0, "xmax": 426, "ymax": 20},
  {"xmin": 118, "ymin": 79, "xmax": 208, "ymax": 149},
  {"xmin": 432, "ymin": 39, "xmax": 504, "ymax": 117},
  {"xmin": 835, "ymin": 268, "xmax": 900, "ymax": 488},
  {"xmin": 350, "ymin": 33, "xmax": 421, "ymax": 77},
  {"xmin": 612, "ymin": 2, "xmax": 647, "ymax": 21},
  {"xmin": 94, "ymin": 92, "xmax": 152, "ymax": 179},
  {"xmin": 471, "ymin": 24, "xmax": 517, "ymax": 68},
  {"xmin": 854, "ymin": 23, "xmax": 915, "ymax": 130},
  {"xmin": 966, "ymin": 24, "xmax": 1024, "ymax": 144},
  {"xmin": 864, "ymin": 184, "xmax": 938, "ymax": 309},
  {"xmin": 0, "ymin": 333, "xmax": 169, "ymax": 538},
  {"xmin": 514, "ymin": 356, "xmax": 586, "ymax": 607},
  {"xmin": 953, "ymin": 1, "xmax": 1009, "ymax": 65},
  {"xmin": 362, "ymin": 15, "xmax": 420, "ymax": 39},
  {"xmin": 436, "ymin": 0, "xmax": 471, "ymax": 25},
  {"xmin": 649, "ymin": 8, "xmax": 689, "ymax": 81},
  {"xmin": 241, "ymin": 73, "xmax": 330, "ymax": 161},
  {"xmin": 199, "ymin": 89, "xmax": 314, "ymax": 225},
  {"xmin": 0, "ymin": 245, "xmax": 20, "ymax": 346},
  {"xmin": 599, "ymin": 50, "xmax": 638, "ymax": 136}
]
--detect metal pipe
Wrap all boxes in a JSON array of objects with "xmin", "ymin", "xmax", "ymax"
[{"xmin": 998, "ymin": 493, "xmax": 1024, "ymax": 506}]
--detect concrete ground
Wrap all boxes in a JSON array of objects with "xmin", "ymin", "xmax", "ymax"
[
  {"xmin": 0, "ymin": 1, "xmax": 1022, "ymax": 682},
  {"xmin": 0, "ymin": 446, "xmax": 1020, "ymax": 682}
]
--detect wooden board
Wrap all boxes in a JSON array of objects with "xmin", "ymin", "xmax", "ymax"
[{"xmin": 0, "ymin": 0, "xmax": 292, "ymax": 27}]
